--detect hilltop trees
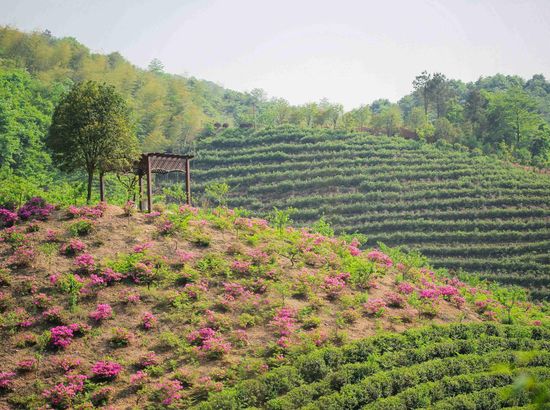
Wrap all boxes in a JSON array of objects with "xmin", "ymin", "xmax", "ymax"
[{"xmin": 47, "ymin": 81, "xmax": 139, "ymax": 202}]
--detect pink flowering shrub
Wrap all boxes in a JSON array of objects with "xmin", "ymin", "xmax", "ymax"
[
  {"xmin": 141, "ymin": 311, "xmax": 157, "ymax": 330},
  {"xmin": 158, "ymin": 220, "xmax": 175, "ymax": 235},
  {"xmin": 123, "ymin": 200, "xmax": 135, "ymax": 216},
  {"xmin": 248, "ymin": 248, "xmax": 270, "ymax": 264},
  {"xmin": 187, "ymin": 327, "xmax": 232, "ymax": 358},
  {"xmin": 89, "ymin": 304, "xmax": 113, "ymax": 322},
  {"xmin": 231, "ymin": 260, "xmax": 252, "ymax": 274},
  {"xmin": 451, "ymin": 295, "xmax": 466, "ymax": 308},
  {"xmin": 31, "ymin": 293, "xmax": 51, "ymax": 308},
  {"xmin": 363, "ymin": 299, "xmax": 387, "ymax": 316},
  {"xmin": 74, "ymin": 253, "xmax": 95, "ymax": 273},
  {"xmin": 348, "ymin": 239, "xmax": 362, "ymax": 256},
  {"xmin": 97, "ymin": 268, "xmax": 124, "ymax": 285},
  {"xmin": 144, "ymin": 211, "xmax": 161, "ymax": 222},
  {"xmin": 366, "ymin": 250, "xmax": 393, "ymax": 267},
  {"xmin": 18, "ymin": 197, "xmax": 54, "ymax": 221},
  {"xmin": 321, "ymin": 272, "xmax": 350, "ymax": 299},
  {"xmin": 130, "ymin": 370, "xmax": 148, "ymax": 385},
  {"xmin": 55, "ymin": 356, "xmax": 82, "ymax": 373},
  {"xmin": 270, "ymin": 307, "xmax": 296, "ymax": 348},
  {"xmin": 419, "ymin": 288, "xmax": 440, "ymax": 301},
  {"xmin": 0, "ymin": 208, "xmax": 18, "ymax": 228},
  {"xmin": 397, "ymin": 282, "xmax": 415, "ymax": 294},
  {"xmin": 60, "ymin": 238, "xmax": 86, "ymax": 256},
  {"xmin": 42, "ymin": 306, "xmax": 64, "ymax": 323},
  {"xmin": 68, "ymin": 202, "xmax": 105, "ymax": 219},
  {"xmin": 152, "ymin": 379, "xmax": 184, "ymax": 405},
  {"xmin": 438, "ymin": 285, "xmax": 459, "ymax": 299},
  {"xmin": 137, "ymin": 352, "xmax": 159, "ymax": 368},
  {"xmin": 7, "ymin": 245, "xmax": 35, "ymax": 267},
  {"xmin": 110, "ymin": 327, "xmax": 135, "ymax": 347},
  {"xmin": 385, "ymin": 292, "xmax": 406, "ymax": 308},
  {"xmin": 133, "ymin": 242, "xmax": 153, "ymax": 253},
  {"xmin": 17, "ymin": 358, "xmax": 36, "ymax": 372},
  {"xmin": 183, "ymin": 281, "xmax": 208, "ymax": 300},
  {"xmin": 50, "ymin": 323, "xmax": 84, "ymax": 349},
  {"xmin": 45, "ymin": 228, "xmax": 60, "ymax": 242},
  {"xmin": 42, "ymin": 374, "xmax": 87, "ymax": 407},
  {"xmin": 0, "ymin": 371, "xmax": 16, "ymax": 389},
  {"xmin": 91, "ymin": 361, "xmax": 122, "ymax": 380},
  {"xmin": 176, "ymin": 250, "xmax": 196, "ymax": 265}
]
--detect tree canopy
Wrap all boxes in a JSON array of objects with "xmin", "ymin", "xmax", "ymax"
[{"xmin": 47, "ymin": 80, "xmax": 139, "ymax": 202}]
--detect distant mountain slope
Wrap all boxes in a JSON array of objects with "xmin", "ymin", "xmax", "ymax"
[{"xmin": 193, "ymin": 126, "xmax": 550, "ymax": 299}]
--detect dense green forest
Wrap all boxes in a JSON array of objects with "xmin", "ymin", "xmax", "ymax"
[
  {"xmin": 1, "ymin": 25, "xmax": 550, "ymax": 181},
  {"xmin": 192, "ymin": 126, "xmax": 550, "ymax": 300}
]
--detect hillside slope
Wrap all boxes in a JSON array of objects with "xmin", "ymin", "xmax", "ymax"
[
  {"xmin": 193, "ymin": 126, "xmax": 550, "ymax": 299},
  {"xmin": 0, "ymin": 200, "xmax": 546, "ymax": 408}
]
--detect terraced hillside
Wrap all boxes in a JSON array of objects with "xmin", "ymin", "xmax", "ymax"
[
  {"xmin": 193, "ymin": 126, "xmax": 550, "ymax": 299},
  {"xmin": 196, "ymin": 323, "xmax": 550, "ymax": 409}
]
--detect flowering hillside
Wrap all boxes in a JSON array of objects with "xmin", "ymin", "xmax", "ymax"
[
  {"xmin": 192, "ymin": 125, "xmax": 550, "ymax": 300},
  {"xmin": 0, "ymin": 199, "xmax": 548, "ymax": 408}
]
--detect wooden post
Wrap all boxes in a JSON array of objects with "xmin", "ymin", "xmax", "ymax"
[
  {"xmin": 146, "ymin": 156, "xmax": 152, "ymax": 212},
  {"xmin": 138, "ymin": 174, "xmax": 143, "ymax": 211},
  {"xmin": 99, "ymin": 172, "xmax": 105, "ymax": 202},
  {"xmin": 185, "ymin": 158, "xmax": 191, "ymax": 205}
]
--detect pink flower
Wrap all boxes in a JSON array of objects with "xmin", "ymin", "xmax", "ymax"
[
  {"xmin": 366, "ymin": 250, "xmax": 393, "ymax": 267},
  {"xmin": 154, "ymin": 379, "xmax": 184, "ymax": 405},
  {"xmin": 176, "ymin": 250, "xmax": 196, "ymax": 263},
  {"xmin": 397, "ymin": 282, "xmax": 415, "ymax": 294},
  {"xmin": 91, "ymin": 361, "xmax": 122, "ymax": 380},
  {"xmin": 133, "ymin": 242, "xmax": 153, "ymax": 253},
  {"xmin": 60, "ymin": 239, "xmax": 86, "ymax": 256},
  {"xmin": 89, "ymin": 304, "xmax": 112, "ymax": 322},
  {"xmin": 17, "ymin": 358, "xmax": 36, "ymax": 371},
  {"xmin": 138, "ymin": 352, "xmax": 159, "ymax": 368},
  {"xmin": 231, "ymin": 260, "xmax": 252, "ymax": 274},
  {"xmin": 349, "ymin": 245, "xmax": 361, "ymax": 256},
  {"xmin": 142, "ymin": 312, "xmax": 157, "ymax": 330},
  {"xmin": 363, "ymin": 299, "xmax": 387, "ymax": 316},
  {"xmin": 270, "ymin": 307, "xmax": 296, "ymax": 347},
  {"xmin": 50, "ymin": 324, "xmax": 83, "ymax": 349},
  {"xmin": 74, "ymin": 253, "xmax": 95, "ymax": 273},
  {"xmin": 130, "ymin": 370, "xmax": 147, "ymax": 385},
  {"xmin": 419, "ymin": 288, "xmax": 439, "ymax": 300},
  {"xmin": 42, "ymin": 374, "xmax": 87, "ymax": 406},
  {"xmin": 438, "ymin": 285, "xmax": 459, "ymax": 298},
  {"xmin": 187, "ymin": 327, "xmax": 231, "ymax": 358},
  {"xmin": 0, "ymin": 372, "xmax": 16, "ymax": 389},
  {"xmin": 385, "ymin": 292, "xmax": 406, "ymax": 308},
  {"xmin": 321, "ymin": 273, "xmax": 349, "ymax": 299}
]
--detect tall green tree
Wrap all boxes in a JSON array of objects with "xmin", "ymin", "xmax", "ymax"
[
  {"xmin": 47, "ymin": 81, "xmax": 139, "ymax": 202},
  {"xmin": 413, "ymin": 71, "xmax": 431, "ymax": 116}
]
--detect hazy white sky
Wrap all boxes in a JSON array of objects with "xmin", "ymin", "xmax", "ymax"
[{"xmin": 2, "ymin": 0, "xmax": 549, "ymax": 109}]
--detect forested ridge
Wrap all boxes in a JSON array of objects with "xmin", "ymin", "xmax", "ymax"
[{"xmin": 1, "ymin": 25, "xmax": 550, "ymax": 181}]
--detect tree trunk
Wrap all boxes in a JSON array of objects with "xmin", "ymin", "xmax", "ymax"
[
  {"xmin": 86, "ymin": 170, "xmax": 94, "ymax": 204},
  {"xmin": 99, "ymin": 172, "xmax": 105, "ymax": 202}
]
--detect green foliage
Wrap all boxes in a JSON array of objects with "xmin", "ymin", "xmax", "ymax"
[
  {"xmin": 268, "ymin": 207, "xmax": 295, "ymax": 234},
  {"xmin": 58, "ymin": 273, "xmax": 84, "ymax": 310},
  {"xmin": 47, "ymin": 80, "xmax": 139, "ymax": 202},
  {"xmin": 195, "ymin": 323, "xmax": 550, "ymax": 410},
  {"xmin": 204, "ymin": 181, "xmax": 230, "ymax": 207},
  {"xmin": 68, "ymin": 219, "xmax": 94, "ymax": 236}
]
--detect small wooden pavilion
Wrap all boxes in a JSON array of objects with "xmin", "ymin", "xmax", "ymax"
[{"xmin": 135, "ymin": 153, "xmax": 194, "ymax": 212}]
